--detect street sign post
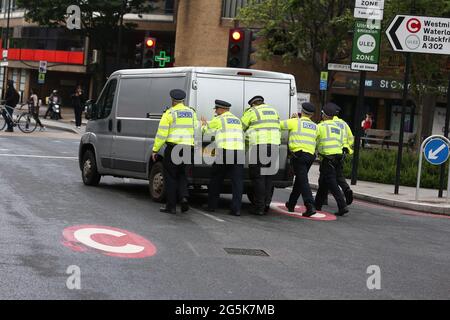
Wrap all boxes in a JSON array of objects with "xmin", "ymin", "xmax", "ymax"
[
  {"xmin": 354, "ymin": 0, "xmax": 384, "ymax": 20},
  {"xmin": 351, "ymin": 20, "xmax": 382, "ymax": 72},
  {"xmin": 387, "ymin": 15, "xmax": 450, "ymax": 55},
  {"xmin": 416, "ymin": 135, "xmax": 450, "ymax": 202}
]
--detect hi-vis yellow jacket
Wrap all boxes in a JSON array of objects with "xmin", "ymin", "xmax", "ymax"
[
  {"xmin": 152, "ymin": 103, "xmax": 198, "ymax": 153},
  {"xmin": 241, "ymin": 104, "xmax": 281, "ymax": 146}
]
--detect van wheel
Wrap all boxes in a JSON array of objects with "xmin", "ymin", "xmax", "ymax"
[
  {"xmin": 149, "ymin": 161, "xmax": 165, "ymax": 203},
  {"xmin": 82, "ymin": 150, "xmax": 101, "ymax": 186}
]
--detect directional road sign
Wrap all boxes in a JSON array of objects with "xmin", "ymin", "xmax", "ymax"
[
  {"xmin": 387, "ymin": 15, "xmax": 450, "ymax": 55},
  {"xmin": 424, "ymin": 138, "xmax": 450, "ymax": 165}
]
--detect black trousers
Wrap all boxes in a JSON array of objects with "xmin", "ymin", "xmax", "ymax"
[
  {"xmin": 163, "ymin": 144, "xmax": 192, "ymax": 209},
  {"xmin": 2, "ymin": 105, "xmax": 14, "ymax": 130},
  {"xmin": 208, "ymin": 150, "xmax": 244, "ymax": 214},
  {"xmin": 74, "ymin": 106, "xmax": 83, "ymax": 127},
  {"xmin": 288, "ymin": 151, "xmax": 316, "ymax": 207},
  {"xmin": 320, "ymin": 154, "xmax": 351, "ymax": 194},
  {"xmin": 315, "ymin": 156, "xmax": 347, "ymax": 210},
  {"xmin": 249, "ymin": 144, "xmax": 278, "ymax": 212},
  {"xmin": 30, "ymin": 106, "xmax": 43, "ymax": 128}
]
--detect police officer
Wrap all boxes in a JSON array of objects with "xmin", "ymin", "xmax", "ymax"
[
  {"xmin": 202, "ymin": 100, "xmax": 244, "ymax": 216},
  {"xmin": 151, "ymin": 89, "xmax": 198, "ymax": 214},
  {"xmin": 314, "ymin": 103, "xmax": 349, "ymax": 216},
  {"xmin": 333, "ymin": 104, "xmax": 354, "ymax": 205},
  {"xmin": 281, "ymin": 102, "xmax": 318, "ymax": 217},
  {"xmin": 241, "ymin": 95, "xmax": 281, "ymax": 215}
]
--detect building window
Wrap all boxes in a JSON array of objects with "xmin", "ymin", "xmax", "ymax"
[{"xmin": 222, "ymin": 0, "xmax": 248, "ymax": 18}]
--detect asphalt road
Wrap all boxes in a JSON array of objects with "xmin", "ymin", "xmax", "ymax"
[{"xmin": 0, "ymin": 133, "xmax": 449, "ymax": 300}]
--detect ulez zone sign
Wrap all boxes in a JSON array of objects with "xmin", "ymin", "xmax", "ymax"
[
  {"xmin": 351, "ymin": 20, "xmax": 382, "ymax": 72},
  {"xmin": 387, "ymin": 15, "xmax": 450, "ymax": 55}
]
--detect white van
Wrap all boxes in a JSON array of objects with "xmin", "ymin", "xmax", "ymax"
[{"xmin": 79, "ymin": 67, "xmax": 296, "ymax": 204}]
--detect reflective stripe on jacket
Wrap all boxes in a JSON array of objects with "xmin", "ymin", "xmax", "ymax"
[
  {"xmin": 280, "ymin": 116, "xmax": 318, "ymax": 155},
  {"xmin": 317, "ymin": 119, "xmax": 344, "ymax": 156},
  {"xmin": 152, "ymin": 103, "xmax": 198, "ymax": 152},
  {"xmin": 241, "ymin": 104, "xmax": 281, "ymax": 146}
]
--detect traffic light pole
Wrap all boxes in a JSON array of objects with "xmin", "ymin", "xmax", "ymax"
[
  {"xmin": 2, "ymin": 0, "xmax": 11, "ymax": 100},
  {"xmin": 115, "ymin": 0, "xmax": 126, "ymax": 70}
]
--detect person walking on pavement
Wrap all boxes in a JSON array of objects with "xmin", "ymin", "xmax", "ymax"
[
  {"xmin": 333, "ymin": 104, "xmax": 354, "ymax": 205},
  {"xmin": 2, "ymin": 80, "xmax": 20, "ymax": 132},
  {"xmin": 151, "ymin": 89, "xmax": 198, "ymax": 214},
  {"xmin": 201, "ymin": 100, "xmax": 245, "ymax": 216},
  {"xmin": 241, "ymin": 95, "xmax": 281, "ymax": 215},
  {"xmin": 71, "ymin": 85, "xmax": 85, "ymax": 129},
  {"xmin": 281, "ymin": 102, "xmax": 318, "ymax": 217},
  {"xmin": 315, "ymin": 103, "xmax": 349, "ymax": 216},
  {"xmin": 28, "ymin": 88, "xmax": 45, "ymax": 131},
  {"xmin": 361, "ymin": 112, "xmax": 373, "ymax": 148}
]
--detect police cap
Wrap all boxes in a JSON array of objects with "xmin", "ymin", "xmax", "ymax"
[
  {"xmin": 170, "ymin": 89, "xmax": 186, "ymax": 101},
  {"xmin": 301, "ymin": 102, "xmax": 315, "ymax": 115},
  {"xmin": 214, "ymin": 99, "xmax": 231, "ymax": 109},
  {"xmin": 322, "ymin": 103, "xmax": 338, "ymax": 117},
  {"xmin": 248, "ymin": 95, "xmax": 264, "ymax": 106}
]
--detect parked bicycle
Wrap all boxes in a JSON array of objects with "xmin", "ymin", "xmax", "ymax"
[{"xmin": 0, "ymin": 103, "xmax": 38, "ymax": 133}]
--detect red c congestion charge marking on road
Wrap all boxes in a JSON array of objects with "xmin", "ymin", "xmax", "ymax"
[
  {"xmin": 270, "ymin": 202, "xmax": 337, "ymax": 221},
  {"xmin": 62, "ymin": 225, "xmax": 157, "ymax": 259}
]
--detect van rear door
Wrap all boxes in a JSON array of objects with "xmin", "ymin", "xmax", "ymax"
[{"xmin": 243, "ymin": 77, "xmax": 292, "ymax": 119}]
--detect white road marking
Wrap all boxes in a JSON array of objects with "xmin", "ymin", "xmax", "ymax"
[
  {"xmin": 0, "ymin": 149, "xmax": 9, "ymax": 151},
  {"xmin": 191, "ymin": 207, "xmax": 226, "ymax": 223},
  {"xmin": 186, "ymin": 242, "xmax": 201, "ymax": 257},
  {"xmin": 0, "ymin": 153, "xmax": 77, "ymax": 160}
]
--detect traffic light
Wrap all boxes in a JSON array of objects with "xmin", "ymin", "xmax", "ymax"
[
  {"xmin": 143, "ymin": 37, "xmax": 156, "ymax": 68},
  {"xmin": 227, "ymin": 28, "xmax": 257, "ymax": 68},
  {"xmin": 134, "ymin": 42, "xmax": 143, "ymax": 67}
]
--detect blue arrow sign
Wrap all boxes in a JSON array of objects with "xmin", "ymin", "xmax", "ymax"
[{"xmin": 424, "ymin": 138, "xmax": 450, "ymax": 165}]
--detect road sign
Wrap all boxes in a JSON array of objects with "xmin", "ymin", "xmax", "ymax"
[
  {"xmin": 320, "ymin": 71, "xmax": 328, "ymax": 91},
  {"xmin": 328, "ymin": 63, "xmax": 358, "ymax": 73},
  {"xmin": 39, "ymin": 61, "xmax": 47, "ymax": 73},
  {"xmin": 62, "ymin": 225, "xmax": 157, "ymax": 259},
  {"xmin": 424, "ymin": 138, "xmax": 450, "ymax": 165},
  {"xmin": 351, "ymin": 20, "xmax": 382, "ymax": 72},
  {"xmin": 38, "ymin": 72, "xmax": 46, "ymax": 84},
  {"xmin": 387, "ymin": 15, "xmax": 450, "ymax": 55},
  {"xmin": 354, "ymin": 0, "xmax": 385, "ymax": 20}
]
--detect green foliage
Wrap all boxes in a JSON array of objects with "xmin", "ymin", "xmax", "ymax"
[{"xmin": 343, "ymin": 149, "xmax": 449, "ymax": 189}]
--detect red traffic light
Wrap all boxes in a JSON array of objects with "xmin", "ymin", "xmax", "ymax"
[
  {"xmin": 230, "ymin": 29, "xmax": 244, "ymax": 42},
  {"xmin": 145, "ymin": 37, "xmax": 156, "ymax": 48}
]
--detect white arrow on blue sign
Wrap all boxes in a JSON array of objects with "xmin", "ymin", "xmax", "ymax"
[{"xmin": 424, "ymin": 138, "xmax": 450, "ymax": 165}]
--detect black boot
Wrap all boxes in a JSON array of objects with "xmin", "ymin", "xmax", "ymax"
[
  {"xmin": 181, "ymin": 198, "xmax": 189, "ymax": 213},
  {"xmin": 285, "ymin": 202, "xmax": 295, "ymax": 212},
  {"xmin": 335, "ymin": 207, "xmax": 349, "ymax": 217},
  {"xmin": 160, "ymin": 206, "xmax": 176, "ymax": 214},
  {"xmin": 302, "ymin": 203, "xmax": 316, "ymax": 217}
]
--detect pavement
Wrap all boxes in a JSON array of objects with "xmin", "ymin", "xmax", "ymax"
[
  {"xmin": 308, "ymin": 164, "xmax": 450, "ymax": 216},
  {"xmin": 38, "ymin": 107, "xmax": 87, "ymax": 134},
  {"xmin": 0, "ymin": 134, "xmax": 449, "ymax": 299}
]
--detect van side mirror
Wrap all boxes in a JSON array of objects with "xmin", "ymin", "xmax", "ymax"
[{"xmin": 84, "ymin": 100, "xmax": 96, "ymax": 120}]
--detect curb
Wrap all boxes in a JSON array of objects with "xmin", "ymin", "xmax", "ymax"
[
  {"xmin": 40, "ymin": 121, "xmax": 81, "ymax": 134},
  {"xmin": 310, "ymin": 183, "xmax": 450, "ymax": 217}
]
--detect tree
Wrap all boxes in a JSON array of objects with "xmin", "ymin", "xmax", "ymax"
[
  {"xmin": 238, "ymin": 0, "xmax": 355, "ymax": 102},
  {"xmin": 16, "ymin": 0, "xmax": 153, "ymax": 90}
]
